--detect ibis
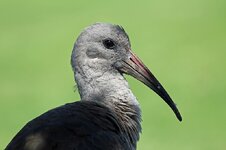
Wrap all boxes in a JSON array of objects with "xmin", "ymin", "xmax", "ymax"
[{"xmin": 6, "ymin": 23, "xmax": 182, "ymax": 150}]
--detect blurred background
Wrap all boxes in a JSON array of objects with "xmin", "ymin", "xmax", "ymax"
[{"xmin": 0, "ymin": 0, "xmax": 226, "ymax": 149}]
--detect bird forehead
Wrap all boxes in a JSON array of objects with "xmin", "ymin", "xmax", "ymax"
[{"xmin": 85, "ymin": 23, "xmax": 129, "ymax": 41}]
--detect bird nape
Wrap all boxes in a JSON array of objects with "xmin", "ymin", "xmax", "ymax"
[{"xmin": 6, "ymin": 23, "xmax": 182, "ymax": 150}]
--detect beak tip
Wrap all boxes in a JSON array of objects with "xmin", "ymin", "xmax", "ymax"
[
  {"xmin": 175, "ymin": 110, "xmax": 182, "ymax": 122},
  {"xmin": 178, "ymin": 115, "xmax": 182, "ymax": 122}
]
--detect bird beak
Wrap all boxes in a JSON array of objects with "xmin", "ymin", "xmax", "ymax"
[{"xmin": 119, "ymin": 50, "xmax": 182, "ymax": 121}]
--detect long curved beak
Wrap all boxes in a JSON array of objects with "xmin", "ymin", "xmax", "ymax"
[{"xmin": 119, "ymin": 50, "xmax": 182, "ymax": 121}]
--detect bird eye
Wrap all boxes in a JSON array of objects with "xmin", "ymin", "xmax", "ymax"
[{"xmin": 103, "ymin": 39, "xmax": 116, "ymax": 49}]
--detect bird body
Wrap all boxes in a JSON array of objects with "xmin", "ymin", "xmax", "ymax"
[
  {"xmin": 6, "ymin": 101, "xmax": 140, "ymax": 150},
  {"xmin": 6, "ymin": 23, "xmax": 181, "ymax": 150}
]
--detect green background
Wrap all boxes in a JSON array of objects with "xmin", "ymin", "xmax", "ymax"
[{"xmin": 0, "ymin": 0, "xmax": 225, "ymax": 149}]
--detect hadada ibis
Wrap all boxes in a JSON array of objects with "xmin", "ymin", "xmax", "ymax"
[{"xmin": 6, "ymin": 23, "xmax": 182, "ymax": 150}]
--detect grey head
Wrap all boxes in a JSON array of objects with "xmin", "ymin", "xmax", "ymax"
[
  {"xmin": 71, "ymin": 23, "xmax": 130, "ymax": 77},
  {"xmin": 71, "ymin": 23, "xmax": 182, "ymax": 121}
]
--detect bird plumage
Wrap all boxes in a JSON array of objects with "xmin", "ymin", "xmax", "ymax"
[
  {"xmin": 6, "ymin": 101, "xmax": 140, "ymax": 150},
  {"xmin": 6, "ymin": 23, "xmax": 181, "ymax": 150}
]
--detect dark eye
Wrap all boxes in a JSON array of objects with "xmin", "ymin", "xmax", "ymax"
[{"xmin": 103, "ymin": 39, "xmax": 116, "ymax": 49}]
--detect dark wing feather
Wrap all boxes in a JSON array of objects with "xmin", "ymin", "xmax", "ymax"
[{"xmin": 5, "ymin": 101, "xmax": 131, "ymax": 150}]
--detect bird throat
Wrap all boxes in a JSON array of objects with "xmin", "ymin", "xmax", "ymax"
[{"xmin": 75, "ymin": 70, "xmax": 142, "ymax": 144}]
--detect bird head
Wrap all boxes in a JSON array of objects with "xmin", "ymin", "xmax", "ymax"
[{"xmin": 71, "ymin": 23, "xmax": 182, "ymax": 121}]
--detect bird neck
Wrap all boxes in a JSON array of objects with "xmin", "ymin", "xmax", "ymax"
[
  {"xmin": 74, "ymin": 70, "xmax": 141, "ymax": 143},
  {"xmin": 75, "ymin": 69, "xmax": 139, "ymax": 105}
]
